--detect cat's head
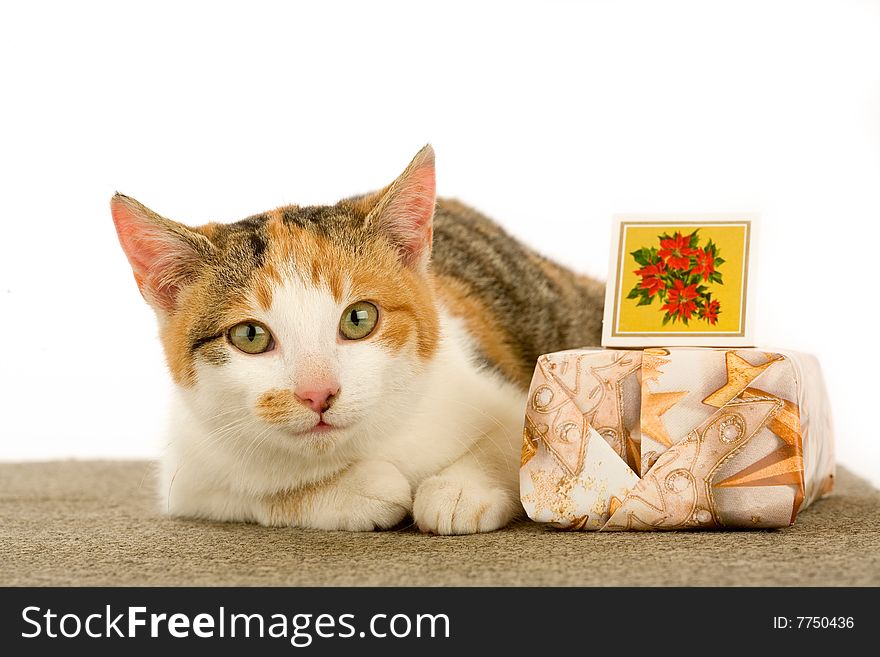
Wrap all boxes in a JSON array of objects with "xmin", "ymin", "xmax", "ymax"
[{"xmin": 112, "ymin": 146, "xmax": 439, "ymax": 460}]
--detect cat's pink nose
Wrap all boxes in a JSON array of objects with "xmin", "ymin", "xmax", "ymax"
[{"xmin": 294, "ymin": 384, "xmax": 339, "ymax": 413}]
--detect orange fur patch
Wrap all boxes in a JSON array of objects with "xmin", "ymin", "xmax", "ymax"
[
  {"xmin": 346, "ymin": 190, "xmax": 384, "ymax": 217},
  {"xmin": 434, "ymin": 274, "xmax": 525, "ymax": 385},
  {"xmin": 161, "ymin": 323, "xmax": 199, "ymax": 386},
  {"xmin": 256, "ymin": 388, "xmax": 305, "ymax": 425},
  {"xmin": 161, "ymin": 286, "xmax": 256, "ymax": 386},
  {"xmin": 252, "ymin": 275, "xmax": 274, "ymax": 311}
]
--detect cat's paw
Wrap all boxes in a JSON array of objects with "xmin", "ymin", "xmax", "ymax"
[
  {"xmin": 259, "ymin": 460, "xmax": 412, "ymax": 531},
  {"xmin": 413, "ymin": 475, "xmax": 517, "ymax": 535},
  {"xmin": 323, "ymin": 460, "xmax": 413, "ymax": 531}
]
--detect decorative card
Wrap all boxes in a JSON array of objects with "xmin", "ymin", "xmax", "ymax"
[{"xmin": 602, "ymin": 215, "xmax": 755, "ymax": 347}]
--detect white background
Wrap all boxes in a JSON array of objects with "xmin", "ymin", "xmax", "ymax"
[{"xmin": 2, "ymin": 1, "xmax": 879, "ymax": 485}]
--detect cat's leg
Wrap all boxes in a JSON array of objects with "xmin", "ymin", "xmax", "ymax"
[
  {"xmin": 256, "ymin": 459, "xmax": 412, "ymax": 531},
  {"xmin": 412, "ymin": 437, "xmax": 522, "ymax": 535}
]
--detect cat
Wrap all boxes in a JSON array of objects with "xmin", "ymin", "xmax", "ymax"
[{"xmin": 111, "ymin": 145, "xmax": 604, "ymax": 534}]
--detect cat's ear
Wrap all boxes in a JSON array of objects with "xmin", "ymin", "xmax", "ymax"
[
  {"xmin": 366, "ymin": 144, "xmax": 436, "ymax": 270},
  {"xmin": 110, "ymin": 193, "xmax": 214, "ymax": 314}
]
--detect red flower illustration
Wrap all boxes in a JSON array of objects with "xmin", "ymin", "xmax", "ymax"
[
  {"xmin": 658, "ymin": 232, "xmax": 697, "ymax": 270},
  {"xmin": 634, "ymin": 260, "xmax": 667, "ymax": 297},
  {"xmin": 627, "ymin": 229, "xmax": 724, "ymax": 326},
  {"xmin": 691, "ymin": 248, "xmax": 716, "ymax": 282},
  {"xmin": 660, "ymin": 279, "xmax": 698, "ymax": 321},
  {"xmin": 701, "ymin": 298, "xmax": 721, "ymax": 325}
]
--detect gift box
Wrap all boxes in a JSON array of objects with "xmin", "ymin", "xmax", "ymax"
[{"xmin": 520, "ymin": 348, "xmax": 835, "ymax": 530}]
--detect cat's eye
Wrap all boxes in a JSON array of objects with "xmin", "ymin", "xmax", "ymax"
[
  {"xmin": 339, "ymin": 301, "xmax": 379, "ymax": 340},
  {"xmin": 228, "ymin": 321, "xmax": 274, "ymax": 354}
]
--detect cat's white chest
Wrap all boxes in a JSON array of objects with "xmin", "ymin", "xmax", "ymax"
[{"xmin": 375, "ymin": 312, "xmax": 527, "ymax": 488}]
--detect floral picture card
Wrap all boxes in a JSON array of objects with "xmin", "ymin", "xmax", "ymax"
[{"xmin": 602, "ymin": 215, "xmax": 754, "ymax": 347}]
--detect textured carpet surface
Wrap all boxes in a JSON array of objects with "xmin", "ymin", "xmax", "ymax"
[{"xmin": 1, "ymin": 460, "xmax": 878, "ymax": 586}]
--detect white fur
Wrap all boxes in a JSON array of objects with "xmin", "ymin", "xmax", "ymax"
[{"xmin": 159, "ymin": 269, "xmax": 525, "ymax": 534}]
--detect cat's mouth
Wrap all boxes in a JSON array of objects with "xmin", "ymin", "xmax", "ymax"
[{"xmin": 288, "ymin": 417, "xmax": 344, "ymax": 437}]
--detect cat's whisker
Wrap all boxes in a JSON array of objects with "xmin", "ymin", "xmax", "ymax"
[
  {"xmin": 166, "ymin": 465, "xmax": 181, "ymax": 515},
  {"xmin": 163, "ymin": 414, "xmax": 257, "ymax": 502},
  {"xmin": 238, "ymin": 426, "xmax": 278, "ymax": 478},
  {"xmin": 414, "ymin": 391, "xmax": 513, "ymax": 435},
  {"xmin": 175, "ymin": 424, "xmax": 249, "ymax": 463},
  {"xmin": 136, "ymin": 461, "xmax": 158, "ymax": 492},
  {"xmin": 237, "ymin": 427, "xmax": 268, "ymax": 465},
  {"xmin": 408, "ymin": 392, "xmax": 517, "ymax": 460},
  {"xmin": 198, "ymin": 407, "xmax": 252, "ymax": 425}
]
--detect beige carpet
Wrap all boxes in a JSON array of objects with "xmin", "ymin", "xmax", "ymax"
[{"xmin": 1, "ymin": 460, "xmax": 877, "ymax": 586}]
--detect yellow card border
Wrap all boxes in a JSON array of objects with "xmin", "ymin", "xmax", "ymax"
[{"xmin": 601, "ymin": 214, "xmax": 756, "ymax": 347}]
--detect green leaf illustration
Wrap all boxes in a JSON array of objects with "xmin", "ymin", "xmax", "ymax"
[{"xmin": 630, "ymin": 249, "xmax": 648, "ymax": 266}]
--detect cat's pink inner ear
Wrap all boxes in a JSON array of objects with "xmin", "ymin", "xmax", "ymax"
[
  {"xmin": 368, "ymin": 144, "xmax": 436, "ymax": 268},
  {"xmin": 110, "ymin": 194, "xmax": 207, "ymax": 313}
]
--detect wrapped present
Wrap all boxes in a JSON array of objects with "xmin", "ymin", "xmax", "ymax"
[{"xmin": 520, "ymin": 348, "xmax": 835, "ymax": 531}]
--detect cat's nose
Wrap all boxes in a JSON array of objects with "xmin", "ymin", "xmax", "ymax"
[{"xmin": 294, "ymin": 384, "xmax": 340, "ymax": 413}]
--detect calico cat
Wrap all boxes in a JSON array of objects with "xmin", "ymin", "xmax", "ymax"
[{"xmin": 111, "ymin": 145, "xmax": 604, "ymax": 534}]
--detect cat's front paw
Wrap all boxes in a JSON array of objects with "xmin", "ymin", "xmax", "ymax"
[
  {"xmin": 322, "ymin": 460, "xmax": 413, "ymax": 531},
  {"xmin": 259, "ymin": 460, "xmax": 412, "ymax": 531},
  {"xmin": 413, "ymin": 475, "xmax": 518, "ymax": 535}
]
